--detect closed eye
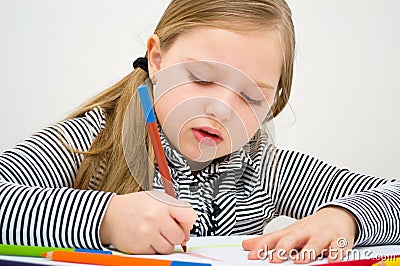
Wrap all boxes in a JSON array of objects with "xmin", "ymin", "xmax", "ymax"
[
  {"xmin": 240, "ymin": 92, "xmax": 262, "ymax": 106},
  {"xmin": 189, "ymin": 72, "xmax": 213, "ymax": 85},
  {"xmin": 189, "ymin": 72, "xmax": 263, "ymax": 106}
]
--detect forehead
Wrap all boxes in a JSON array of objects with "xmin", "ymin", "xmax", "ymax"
[{"xmin": 160, "ymin": 27, "xmax": 283, "ymax": 89}]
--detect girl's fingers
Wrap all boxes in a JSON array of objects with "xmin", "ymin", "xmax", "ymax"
[
  {"xmin": 243, "ymin": 208, "xmax": 357, "ymax": 263},
  {"xmin": 179, "ymin": 222, "xmax": 193, "ymax": 243},
  {"xmin": 243, "ymin": 231, "xmax": 286, "ymax": 260},
  {"xmin": 169, "ymin": 204, "xmax": 197, "ymax": 243},
  {"xmin": 143, "ymin": 245, "xmax": 157, "ymax": 254},
  {"xmin": 268, "ymin": 231, "xmax": 309, "ymax": 263},
  {"xmin": 159, "ymin": 216, "xmax": 186, "ymax": 246},
  {"xmin": 124, "ymin": 240, "xmax": 157, "ymax": 255},
  {"xmin": 294, "ymin": 235, "xmax": 334, "ymax": 264},
  {"xmin": 242, "ymin": 235, "xmax": 265, "ymax": 250},
  {"xmin": 131, "ymin": 208, "xmax": 193, "ymax": 254},
  {"xmin": 327, "ymin": 237, "xmax": 353, "ymax": 263},
  {"xmin": 244, "ymin": 226, "xmax": 339, "ymax": 263},
  {"xmin": 150, "ymin": 233, "xmax": 176, "ymax": 254},
  {"xmin": 169, "ymin": 204, "xmax": 198, "ymax": 228}
]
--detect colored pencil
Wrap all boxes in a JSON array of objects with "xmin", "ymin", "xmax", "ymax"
[
  {"xmin": 372, "ymin": 255, "xmax": 400, "ymax": 266},
  {"xmin": 373, "ymin": 261, "xmax": 400, "ymax": 266},
  {"xmin": 137, "ymin": 83, "xmax": 187, "ymax": 252},
  {"xmin": 317, "ymin": 255, "xmax": 400, "ymax": 266},
  {"xmin": 138, "ymin": 84, "xmax": 175, "ymax": 196},
  {"xmin": 0, "ymin": 258, "xmax": 49, "ymax": 266},
  {"xmin": 315, "ymin": 258, "xmax": 380, "ymax": 266},
  {"xmin": 43, "ymin": 250, "xmax": 212, "ymax": 266},
  {"xmin": 0, "ymin": 243, "xmax": 111, "ymax": 257}
]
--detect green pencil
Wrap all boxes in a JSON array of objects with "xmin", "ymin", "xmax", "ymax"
[{"xmin": 0, "ymin": 244, "xmax": 112, "ymax": 257}]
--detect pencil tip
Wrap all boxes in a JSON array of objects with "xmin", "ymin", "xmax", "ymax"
[
  {"xmin": 182, "ymin": 243, "xmax": 187, "ymax": 252},
  {"xmin": 42, "ymin": 251, "xmax": 54, "ymax": 258}
]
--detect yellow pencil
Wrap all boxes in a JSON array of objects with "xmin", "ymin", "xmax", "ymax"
[
  {"xmin": 372, "ymin": 256, "xmax": 400, "ymax": 266},
  {"xmin": 372, "ymin": 261, "xmax": 400, "ymax": 266}
]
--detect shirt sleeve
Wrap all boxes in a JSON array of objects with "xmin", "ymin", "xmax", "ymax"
[
  {"xmin": 265, "ymin": 148, "xmax": 400, "ymax": 246},
  {"xmin": 0, "ymin": 108, "xmax": 114, "ymax": 249}
]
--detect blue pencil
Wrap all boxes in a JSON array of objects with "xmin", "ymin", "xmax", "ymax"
[{"xmin": 0, "ymin": 243, "xmax": 112, "ymax": 257}]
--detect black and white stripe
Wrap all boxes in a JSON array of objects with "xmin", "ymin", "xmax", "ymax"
[
  {"xmin": 0, "ymin": 108, "xmax": 113, "ymax": 249},
  {"xmin": 1, "ymin": 107, "xmax": 399, "ymax": 249}
]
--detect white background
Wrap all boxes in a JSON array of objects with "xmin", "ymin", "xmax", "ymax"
[{"xmin": 0, "ymin": 0, "xmax": 399, "ymax": 179}]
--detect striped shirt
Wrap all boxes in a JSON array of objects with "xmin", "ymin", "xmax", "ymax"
[{"xmin": 0, "ymin": 108, "xmax": 399, "ymax": 249}]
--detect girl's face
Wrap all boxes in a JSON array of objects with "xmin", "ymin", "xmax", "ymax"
[{"xmin": 147, "ymin": 27, "xmax": 283, "ymax": 166}]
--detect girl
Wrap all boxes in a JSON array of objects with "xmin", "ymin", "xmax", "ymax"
[{"xmin": 0, "ymin": 0, "xmax": 399, "ymax": 264}]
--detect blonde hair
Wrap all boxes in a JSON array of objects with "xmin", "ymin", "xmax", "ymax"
[{"xmin": 71, "ymin": 0, "xmax": 295, "ymax": 194}]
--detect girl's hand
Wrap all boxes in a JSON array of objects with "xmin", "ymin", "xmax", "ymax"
[
  {"xmin": 242, "ymin": 207, "xmax": 358, "ymax": 264},
  {"xmin": 100, "ymin": 191, "xmax": 197, "ymax": 254}
]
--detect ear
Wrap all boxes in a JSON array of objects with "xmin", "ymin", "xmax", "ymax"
[{"xmin": 147, "ymin": 34, "xmax": 162, "ymax": 78}]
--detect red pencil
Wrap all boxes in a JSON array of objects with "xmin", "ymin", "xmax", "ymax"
[
  {"xmin": 316, "ymin": 258, "xmax": 382, "ymax": 266},
  {"xmin": 138, "ymin": 84, "xmax": 187, "ymax": 252},
  {"xmin": 316, "ymin": 255, "xmax": 400, "ymax": 266}
]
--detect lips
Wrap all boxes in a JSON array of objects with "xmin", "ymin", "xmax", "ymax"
[{"xmin": 192, "ymin": 127, "xmax": 223, "ymax": 146}]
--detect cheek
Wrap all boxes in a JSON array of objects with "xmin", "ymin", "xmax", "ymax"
[
  {"xmin": 246, "ymin": 118, "xmax": 261, "ymax": 136},
  {"xmin": 267, "ymin": 91, "xmax": 277, "ymax": 107},
  {"xmin": 221, "ymin": 103, "xmax": 261, "ymax": 153},
  {"xmin": 154, "ymin": 98, "xmax": 168, "ymax": 125},
  {"xmin": 154, "ymin": 88, "xmax": 185, "ymax": 125},
  {"xmin": 243, "ymin": 94, "xmax": 274, "ymax": 130},
  {"xmin": 239, "ymin": 103, "xmax": 263, "ymax": 133}
]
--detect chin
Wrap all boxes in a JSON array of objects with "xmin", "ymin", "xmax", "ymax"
[{"xmin": 188, "ymin": 150, "xmax": 231, "ymax": 163}]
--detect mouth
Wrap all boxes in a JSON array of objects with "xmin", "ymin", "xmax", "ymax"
[{"xmin": 192, "ymin": 127, "xmax": 223, "ymax": 146}]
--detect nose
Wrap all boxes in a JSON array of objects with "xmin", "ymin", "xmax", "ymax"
[{"xmin": 205, "ymin": 89, "xmax": 237, "ymax": 121}]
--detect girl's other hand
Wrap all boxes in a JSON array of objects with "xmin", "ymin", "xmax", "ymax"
[
  {"xmin": 100, "ymin": 191, "xmax": 197, "ymax": 254},
  {"xmin": 242, "ymin": 207, "xmax": 358, "ymax": 264}
]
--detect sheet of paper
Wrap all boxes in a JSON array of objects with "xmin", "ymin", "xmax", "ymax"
[
  {"xmin": 117, "ymin": 235, "xmax": 286, "ymax": 265},
  {"xmin": 119, "ymin": 235, "xmax": 400, "ymax": 266}
]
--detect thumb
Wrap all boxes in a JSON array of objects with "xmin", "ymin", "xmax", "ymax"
[
  {"xmin": 169, "ymin": 203, "xmax": 198, "ymax": 223},
  {"xmin": 146, "ymin": 191, "xmax": 197, "ymax": 234},
  {"xmin": 169, "ymin": 203, "xmax": 198, "ymax": 234}
]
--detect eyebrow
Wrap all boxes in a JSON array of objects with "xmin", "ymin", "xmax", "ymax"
[
  {"xmin": 255, "ymin": 80, "xmax": 275, "ymax": 91},
  {"xmin": 186, "ymin": 58, "xmax": 276, "ymax": 91}
]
